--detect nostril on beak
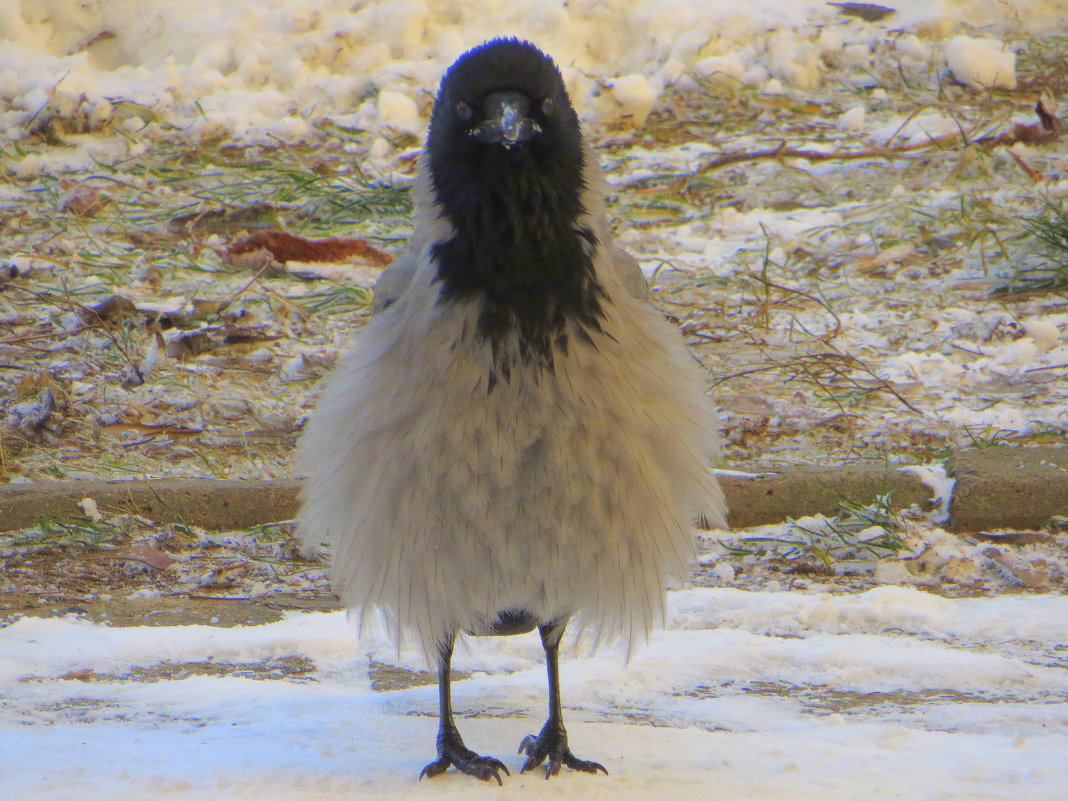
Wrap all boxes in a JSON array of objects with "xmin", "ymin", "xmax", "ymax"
[
  {"xmin": 474, "ymin": 90, "xmax": 537, "ymax": 147},
  {"xmin": 499, "ymin": 101, "xmax": 526, "ymax": 144}
]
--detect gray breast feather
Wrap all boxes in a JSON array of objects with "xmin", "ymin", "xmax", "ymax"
[
  {"xmin": 297, "ymin": 240, "xmax": 725, "ymax": 661},
  {"xmin": 370, "ymin": 247, "xmax": 419, "ymax": 313}
]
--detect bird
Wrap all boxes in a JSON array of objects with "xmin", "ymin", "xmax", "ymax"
[{"xmin": 296, "ymin": 38, "xmax": 726, "ymax": 784}]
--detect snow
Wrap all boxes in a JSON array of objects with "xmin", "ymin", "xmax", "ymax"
[
  {"xmin": 77, "ymin": 496, "xmax": 103, "ymax": 522},
  {"xmin": 944, "ymin": 35, "xmax": 1017, "ymax": 90},
  {"xmin": 898, "ymin": 464, "xmax": 955, "ymax": 524},
  {"xmin": 1023, "ymin": 319, "xmax": 1062, "ymax": 350},
  {"xmin": 605, "ymin": 74, "xmax": 660, "ymax": 126},
  {"xmin": 0, "ymin": 0, "xmax": 1062, "ymax": 142},
  {"xmin": 375, "ymin": 90, "xmax": 423, "ymax": 135},
  {"xmin": 837, "ymin": 105, "xmax": 865, "ymax": 132},
  {"xmin": 3, "ymin": 587, "xmax": 1067, "ymax": 800},
  {"xmin": 695, "ymin": 53, "xmax": 747, "ymax": 86}
]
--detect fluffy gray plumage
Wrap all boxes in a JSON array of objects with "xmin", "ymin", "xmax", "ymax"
[
  {"xmin": 296, "ymin": 40, "xmax": 725, "ymax": 668},
  {"xmin": 297, "ymin": 38, "xmax": 726, "ymax": 782}
]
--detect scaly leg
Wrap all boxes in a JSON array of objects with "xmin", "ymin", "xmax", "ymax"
[
  {"xmin": 419, "ymin": 632, "xmax": 509, "ymax": 784},
  {"xmin": 519, "ymin": 618, "xmax": 608, "ymax": 778}
]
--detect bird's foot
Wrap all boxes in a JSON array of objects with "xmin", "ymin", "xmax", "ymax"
[
  {"xmin": 518, "ymin": 722, "xmax": 608, "ymax": 778},
  {"xmin": 419, "ymin": 730, "xmax": 509, "ymax": 785}
]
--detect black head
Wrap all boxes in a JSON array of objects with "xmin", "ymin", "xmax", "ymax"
[
  {"xmin": 426, "ymin": 39, "xmax": 604, "ymax": 380},
  {"xmin": 427, "ymin": 38, "xmax": 584, "ymax": 178}
]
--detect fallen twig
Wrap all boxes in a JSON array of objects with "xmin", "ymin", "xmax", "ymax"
[{"xmin": 697, "ymin": 101, "xmax": 1061, "ymax": 174}]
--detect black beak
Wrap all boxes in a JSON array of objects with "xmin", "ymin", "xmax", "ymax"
[{"xmin": 472, "ymin": 90, "xmax": 540, "ymax": 148}]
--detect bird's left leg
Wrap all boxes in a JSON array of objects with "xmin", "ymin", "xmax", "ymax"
[
  {"xmin": 419, "ymin": 631, "xmax": 509, "ymax": 784},
  {"xmin": 519, "ymin": 617, "xmax": 608, "ymax": 778}
]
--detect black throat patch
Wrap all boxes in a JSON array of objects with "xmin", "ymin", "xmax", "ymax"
[
  {"xmin": 426, "ymin": 40, "xmax": 607, "ymax": 383},
  {"xmin": 430, "ymin": 148, "xmax": 606, "ymax": 376}
]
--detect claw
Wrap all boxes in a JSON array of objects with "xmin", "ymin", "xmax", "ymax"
[
  {"xmin": 419, "ymin": 758, "xmax": 449, "ymax": 781},
  {"xmin": 518, "ymin": 726, "xmax": 607, "ymax": 778},
  {"xmin": 420, "ymin": 738, "xmax": 509, "ymax": 784}
]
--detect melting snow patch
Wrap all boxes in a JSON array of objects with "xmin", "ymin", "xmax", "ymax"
[
  {"xmin": 944, "ymin": 35, "xmax": 1017, "ymax": 90},
  {"xmin": 837, "ymin": 105, "xmax": 865, "ymax": 132},
  {"xmin": 899, "ymin": 464, "xmax": 955, "ymax": 524}
]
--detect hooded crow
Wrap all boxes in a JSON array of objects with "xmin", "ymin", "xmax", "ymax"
[{"xmin": 297, "ymin": 38, "xmax": 726, "ymax": 783}]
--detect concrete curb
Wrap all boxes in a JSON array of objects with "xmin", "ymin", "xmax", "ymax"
[
  {"xmin": 0, "ymin": 447, "xmax": 1064, "ymax": 534},
  {"xmin": 717, "ymin": 466, "xmax": 932, "ymax": 529},
  {"xmin": 0, "ymin": 478, "xmax": 303, "ymax": 534},
  {"xmin": 946, "ymin": 446, "xmax": 1068, "ymax": 532}
]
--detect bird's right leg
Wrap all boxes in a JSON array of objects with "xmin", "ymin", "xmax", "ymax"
[
  {"xmin": 519, "ymin": 618, "xmax": 607, "ymax": 778},
  {"xmin": 419, "ymin": 631, "xmax": 510, "ymax": 784}
]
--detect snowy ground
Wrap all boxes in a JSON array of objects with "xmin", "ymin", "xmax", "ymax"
[
  {"xmin": 2, "ymin": 478, "xmax": 1066, "ymax": 800},
  {"xmin": 3, "ymin": 1, "xmax": 1068, "ymax": 480},
  {"xmin": 3, "ymin": 2, "xmax": 1068, "ymax": 799},
  {"xmin": 3, "ymin": 588, "xmax": 1068, "ymax": 800}
]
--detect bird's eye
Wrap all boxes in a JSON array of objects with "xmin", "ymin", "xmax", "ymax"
[
  {"xmin": 541, "ymin": 97, "xmax": 554, "ymax": 116},
  {"xmin": 454, "ymin": 101, "xmax": 473, "ymax": 122}
]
